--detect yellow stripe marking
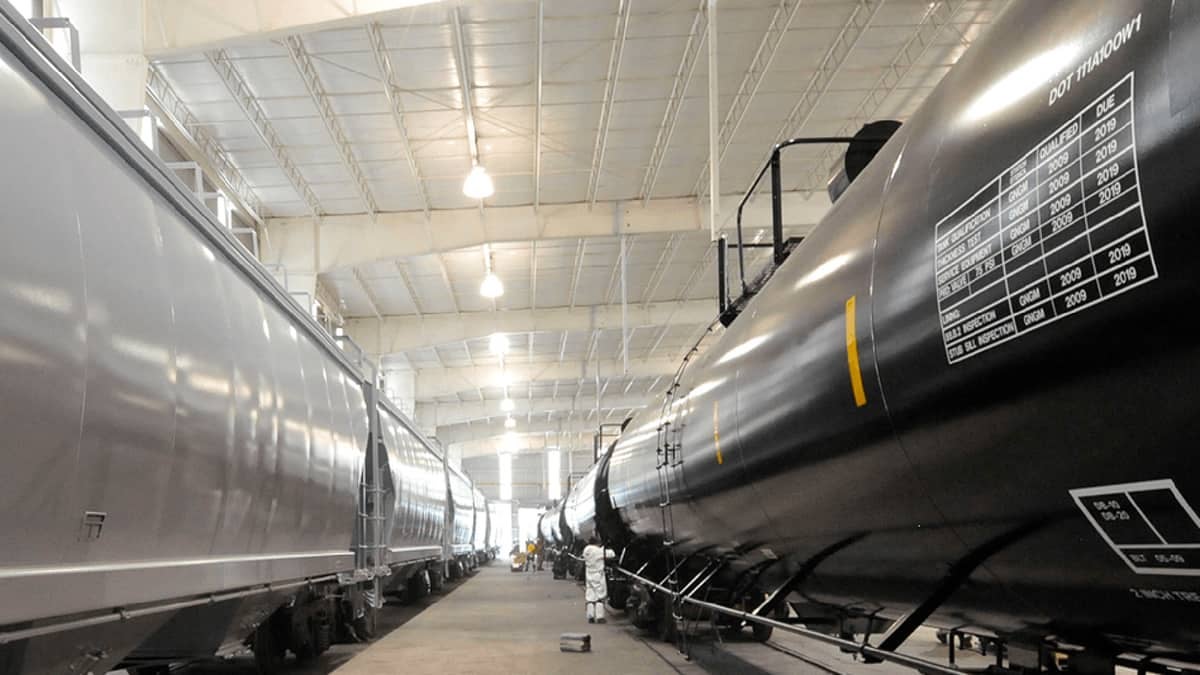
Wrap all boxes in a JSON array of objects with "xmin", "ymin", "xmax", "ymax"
[
  {"xmin": 845, "ymin": 296, "xmax": 868, "ymax": 408},
  {"xmin": 712, "ymin": 401, "xmax": 724, "ymax": 464}
]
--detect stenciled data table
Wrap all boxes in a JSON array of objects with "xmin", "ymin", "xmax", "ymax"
[{"xmin": 934, "ymin": 73, "xmax": 1157, "ymax": 364}]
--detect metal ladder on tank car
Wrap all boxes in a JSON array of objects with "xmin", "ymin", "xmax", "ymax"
[{"xmin": 652, "ymin": 324, "xmax": 718, "ymax": 649}]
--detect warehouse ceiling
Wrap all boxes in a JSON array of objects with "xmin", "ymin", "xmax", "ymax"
[{"xmin": 145, "ymin": 0, "xmax": 1006, "ymax": 458}]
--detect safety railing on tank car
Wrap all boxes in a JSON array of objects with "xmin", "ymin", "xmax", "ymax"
[
  {"xmin": 616, "ymin": 565, "xmax": 962, "ymax": 675},
  {"xmin": 719, "ymin": 132, "xmax": 895, "ymax": 326}
]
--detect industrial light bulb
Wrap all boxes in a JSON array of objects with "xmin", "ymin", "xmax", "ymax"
[
  {"xmin": 489, "ymin": 332, "xmax": 510, "ymax": 355},
  {"xmin": 480, "ymin": 272, "xmax": 504, "ymax": 298},
  {"xmin": 462, "ymin": 164, "xmax": 495, "ymax": 199},
  {"xmin": 504, "ymin": 416, "xmax": 516, "ymax": 429},
  {"xmin": 500, "ymin": 397, "xmax": 515, "ymax": 412}
]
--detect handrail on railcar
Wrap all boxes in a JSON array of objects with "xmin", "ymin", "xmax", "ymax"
[{"xmin": 720, "ymin": 135, "xmax": 892, "ymax": 326}]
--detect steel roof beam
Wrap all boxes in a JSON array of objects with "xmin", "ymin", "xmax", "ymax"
[
  {"xmin": 567, "ymin": 239, "xmax": 586, "ymax": 310},
  {"xmin": 352, "ymin": 267, "xmax": 383, "ymax": 319},
  {"xmin": 436, "ymin": 253, "xmax": 461, "ymax": 313},
  {"xmin": 792, "ymin": 0, "xmax": 964, "ymax": 192},
  {"xmin": 757, "ymin": 0, "xmax": 884, "ymax": 178},
  {"xmin": 367, "ymin": 21, "xmax": 430, "ymax": 217},
  {"xmin": 263, "ymin": 194, "xmax": 829, "ymax": 273},
  {"xmin": 206, "ymin": 49, "xmax": 322, "ymax": 216},
  {"xmin": 394, "ymin": 260, "xmax": 425, "ymax": 317},
  {"xmin": 647, "ymin": 239, "xmax": 716, "ymax": 358},
  {"xmin": 417, "ymin": 395, "xmax": 650, "ymax": 428},
  {"xmin": 641, "ymin": 233, "xmax": 679, "ymax": 307},
  {"xmin": 439, "ymin": 415, "xmax": 648, "ymax": 446},
  {"xmin": 530, "ymin": 239, "xmax": 539, "ymax": 310},
  {"xmin": 284, "ymin": 34, "xmax": 378, "ymax": 216},
  {"xmin": 146, "ymin": 62, "xmax": 263, "ymax": 224},
  {"xmin": 693, "ymin": 0, "xmax": 805, "ymax": 199},
  {"xmin": 414, "ymin": 358, "xmax": 681, "ymax": 401},
  {"xmin": 449, "ymin": 7, "xmax": 485, "ymax": 173},
  {"xmin": 586, "ymin": 0, "xmax": 632, "ymax": 207},
  {"xmin": 534, "ymin": 0, "xmax": 544, "ymax": 208},
  {"xmin": 639, "ymin": 0, "xmax": 706, "ymax": 206}
]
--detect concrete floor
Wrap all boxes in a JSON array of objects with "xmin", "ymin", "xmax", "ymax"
[
  {"xmin": 333, "ymin": 563, "xmax": 688, "ymax": 675},
  {"xmin": 134, "ymin": 562, "xmax": 1109, "ymax": 675}
]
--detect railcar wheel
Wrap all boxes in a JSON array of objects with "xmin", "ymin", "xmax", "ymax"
[
  {"xmin": 353, "ymin": 605, "xmax": 378, "ymax": 641},
  {"xmin": 313, "ymin": 619, "xmax": 333, "ymax": 655},
  {"xmin": 408, "ymin": 570, "xmax": 431, "ymax": 600},
  {"xmin": 751, "ymin": 621, "xmax": 774, "ymax": 642},
  {"xmin": 657, "ymin": 598, "xmax": 678, "ymax": 643},
  {"xmin": 608, "ymin": 583, "xmax": 629, "ymax": 610},
  {"xmin": 252, "ymin": 621, "xmax": 287, "ymax": 675}
]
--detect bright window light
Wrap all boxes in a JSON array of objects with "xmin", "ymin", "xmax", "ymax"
[
  {"xmin": 518, "ymin": 507, "xmax": 541, "ymax": 547},
  {"xmin": 501, "ymin": 430, "xmax": 520, "ymax": 453},
  {"xmin": 463, "ymin": 164, "xmax": 495, "ymax": 199},
  {"xmin": 504, "ymin": 416, "xmax": 516, "ymax": 430},
  {"xmin": 499, "ymin": 452, "xmax": 512, "ymax": 501},
  {"xmin": 493, "ymin": 501, "xmax": 513, "ymax": 551},
  {"xmin": 548, "ymin": 450, "xmax": 561, "ymax": 500},
  {"xmin": 480, "ymin": 272, "xmax": 504, "ymax": 298},
  {"xmin": 489, "ymin": 333, "xmax": 510, "ymax": 355},
  {"xmin": 500, "ymin": 397, "xmax": 515, "ymax": 412}
]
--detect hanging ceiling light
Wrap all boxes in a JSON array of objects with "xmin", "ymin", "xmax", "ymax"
[
  {"xmin": 489, "ymin": 332, "xmax": 510, "ymax": 355},
  {"xmin": 500, "ymin": 397, "xmax": 515, "ymax": 412},
  {"xmin": 504, "ymin": 416, "xmax": 516, "ymax": 429},
  {"xmin": 479, "ymin": 245, "xmax": 504, "ymax": 298},
  {"xmin": 462, "ymin": 164, "xmax": 495, "ymax": 199},
  {"xmin": 480, "ymin": 272, "xmax": 503, "ymax": 298}
]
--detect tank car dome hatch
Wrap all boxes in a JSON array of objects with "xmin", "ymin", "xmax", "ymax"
[{"xmin": 826, "ymin": 120, "xmax": 902, "ymax": 203}]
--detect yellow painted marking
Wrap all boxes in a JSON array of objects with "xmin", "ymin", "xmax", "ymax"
[
  {"xmin": 712, "ymin": 401, "xmax": 724, "ymax": 464},
  {"xmin": 845, "ymin": 296, "xmax": 868, "ymax": 408}
]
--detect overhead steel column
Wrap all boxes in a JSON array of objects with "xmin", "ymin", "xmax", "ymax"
[
  {"xmin": 285, "ymin": 34, "xmax": 378, "ymax": 216},
  {"xmin": 706, "ymin": 0, "xmax": 719, "ymax": 241},
  {"xmin": 586, "ymin": 0, "xmax": 631, "ymax": 207},
  {"xmin": 450, "ymin": 7, "xmax": 485, "ymax": 181},
  {"xmin": 207, "ymin": 49, "xmax": 322, "ymax": 216},
  {"xmin": 534, "ymin": 0, "xmax": 544, "ymax": 208},
  {"xmin": 367, "ymin": 21, "xmax": 430, "ymax": 217},
  {"xmin": 640, "ymin": 0, "xmax": 706, "ymax": 206}
]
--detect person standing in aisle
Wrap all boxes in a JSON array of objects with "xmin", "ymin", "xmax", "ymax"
[{"xmin": 582, "ymin": 536, "xmax": 614, "ymax": 623}]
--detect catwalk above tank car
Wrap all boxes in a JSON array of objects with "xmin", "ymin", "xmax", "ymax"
[{"xmin": 604, "ymin": 0, "xmax": 1200, "ymax": 667}]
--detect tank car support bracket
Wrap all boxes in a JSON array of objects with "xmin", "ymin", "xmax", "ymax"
[
  {"xmin": 865, "ymin": 520, "xmax": 1047, "ymax": 661},
  {"xmin": 657, "ymin": 553, "xmax": 696, "ymax": 588},
  {"xmin": 754, "ymin": 533, "xmax": 868, "ymax": 617},
  {"xmin": 679, "ymin": 559, "xmax": 726, "ymax": 600}
]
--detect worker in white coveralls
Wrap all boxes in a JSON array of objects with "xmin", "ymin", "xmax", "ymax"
[{"xmin": 582, "ymin": 536, "xmax": 615, "ymax": 624}]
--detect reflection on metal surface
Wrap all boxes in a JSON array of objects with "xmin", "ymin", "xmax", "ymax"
[
  {"xmin": 716, "ymin": 334, "xmax": 769, "ymax": 365},
  {"xmin": 110, "ymin": 335, "xmax": 169, "ymax": 364},
  {"xmin": 794, "ymin": 252, "xmax": 854, "ymax": 290},
  {"xmin": 5, "ymin": 281, "xmax": 74, "ymax": 313},
  {"xmin": 963, "ymin": 44, "xmax": 1077, "ymax": 121}
]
